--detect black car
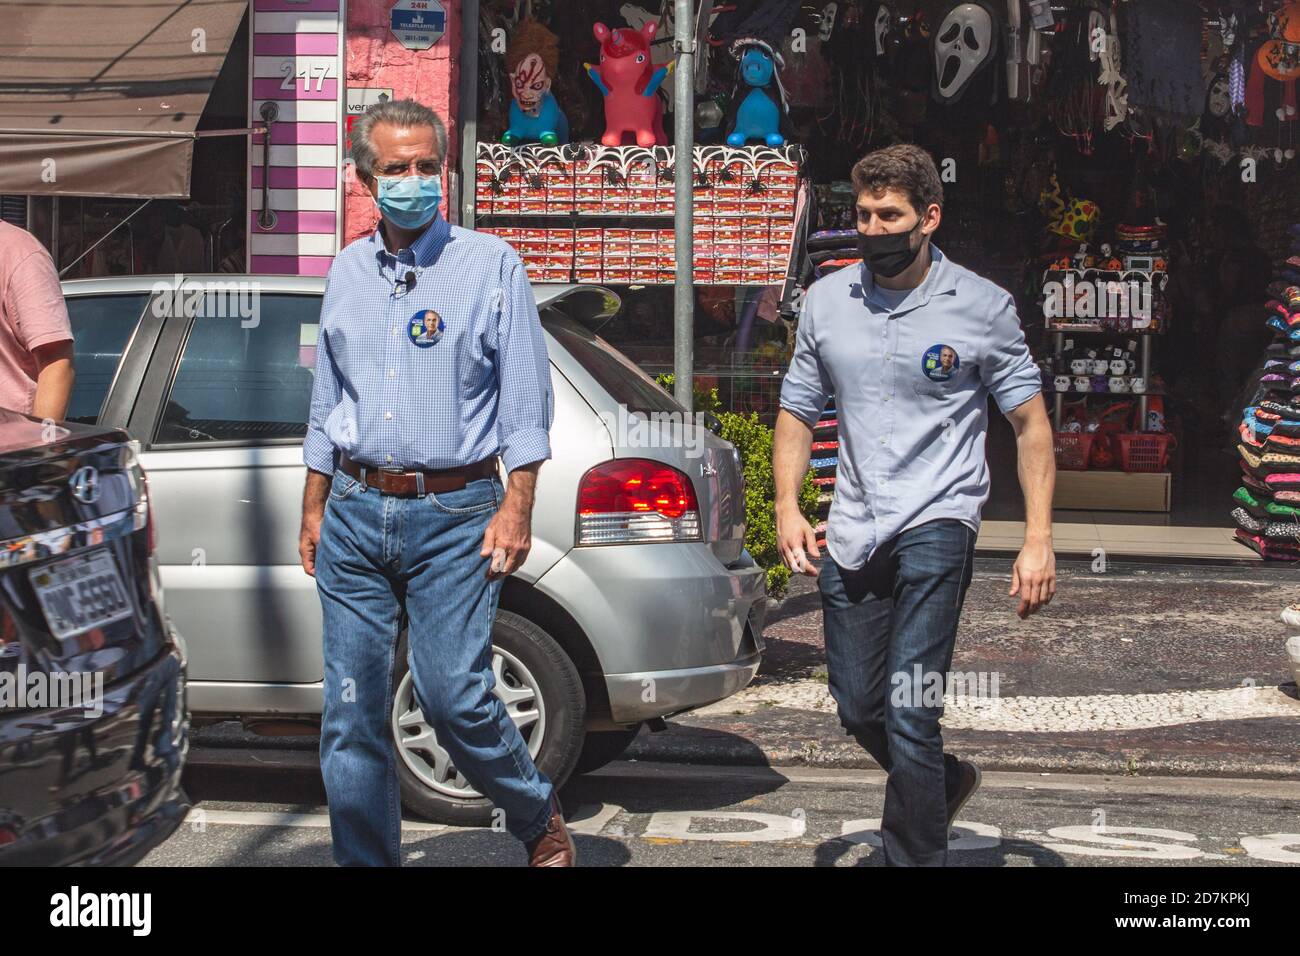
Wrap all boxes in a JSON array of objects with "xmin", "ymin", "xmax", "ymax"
[{"xmin": 0, "ymin": 408, "xmax": 187, "ymax": 865}]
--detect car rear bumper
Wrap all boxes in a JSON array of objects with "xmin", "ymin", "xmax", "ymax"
[
  {"xmin": 0, "ymin": 643, "xmax": 190, "ymax": 866},
  {"xmin": 535, "ymin": 544, "xmax": 767, "ymax": 724}
]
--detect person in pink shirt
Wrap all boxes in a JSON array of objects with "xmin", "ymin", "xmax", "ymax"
[{"xmin": 0, "ymin": 221, "xmax": 75, "ymax": 419}]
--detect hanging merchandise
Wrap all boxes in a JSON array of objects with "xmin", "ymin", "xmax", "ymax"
[
  {"xmin": 1045, "ymin": 5, "xmax": 1107, "ymax": 155},
  {"xmin": 873, "ymin": 2, "xmax": 894, "ymax": 58},
  {"xmin": 724, "ymin": 37, "xmax": 790, "ymax": 146},
  {"xmin": 501, "ymin": 20, "xmax": 569, "ymax": 146},
  {"xmin": 931, "ymin": 1, "xmax": 1001, "ymax": 106},
  {"xmin": 585, "ymin": 21, "xmax": 672, "ymax": 147},
  {"xmin": 1258, "ymin": 1, "xmax": 1300, "ymax": 82},
  {"xmin": 1119, "ymin": 0, "xmax": 1204, "ymax": 124}
]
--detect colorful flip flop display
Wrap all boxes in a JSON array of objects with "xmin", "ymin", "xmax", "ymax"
[{"xmin": 1233, "ymin": 228, "xmax": 1300, "ymax": 560}]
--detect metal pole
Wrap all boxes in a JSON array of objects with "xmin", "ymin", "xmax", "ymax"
[
  {"xmin": 672, "ymin": 0, "xmax": 695, "ymax": 410},
  {"xmin": 458, "ymin": 0, "xmax": 481, "ymax": 228}
]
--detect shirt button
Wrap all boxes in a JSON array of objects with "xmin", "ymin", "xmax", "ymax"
[
  {"xmin": 384, "ymin": 411, "xmax": 393, "ymax": 420},
  {"xmin": 392, "ymin": 326, "xmax": 400, "ymax": 336},
  {"xmin": 386, "ymin": 455, "xmax": 393, "ymax": 463},
  {"xmin": 388, "ymin": 369, "xmax": 395, "ymax": 378},
  {"xmin": 880, "ymin": 437, "xmax": 887, "ymax": 445}
]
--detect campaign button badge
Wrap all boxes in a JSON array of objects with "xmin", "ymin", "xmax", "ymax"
[
  {"xmin": 921, "ymin": 343, "xmax": 959, "ymax": 382},
  {"xmin": 409, "ymin": 309, "xmax": 445, "ymax": 348}
]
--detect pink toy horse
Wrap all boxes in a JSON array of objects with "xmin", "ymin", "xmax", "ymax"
[{"xmin": 585, "ymin": 22, "xmax": 672, "ymax": 147}]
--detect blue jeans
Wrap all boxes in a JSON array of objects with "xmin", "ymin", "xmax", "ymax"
[
  {"xmin": 818, "ymin": 518, "xmax": 976, "ymax": 866},
  {"xmin": 316, "ymin": 468, "xmax": 554, "ymax": 866}
]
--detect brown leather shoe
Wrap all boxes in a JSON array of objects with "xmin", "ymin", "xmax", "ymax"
[{"xmin": 524, "ymin": 794, "xmax": 576, "ymax": 867}]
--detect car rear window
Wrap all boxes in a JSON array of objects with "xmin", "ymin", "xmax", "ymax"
[
  {"xmin": 542, "ymin": 310, "xmax": 685, "ymax": 416},
  {"xmin": 65, "ymin": 293, "xmax": 149, "ymax": 424}
]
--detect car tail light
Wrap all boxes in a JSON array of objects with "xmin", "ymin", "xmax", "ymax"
[
  {"xmin": 576, "ymin": 459, "xmax": 702, "ymax": 545},
  {"xmin": 128, "ymin": 442, "xmax": 156, "ymax": 554}
]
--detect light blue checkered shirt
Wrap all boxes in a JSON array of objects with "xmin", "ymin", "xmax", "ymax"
[
  {"xmin": 304, "ymin": 214, "xmax": 554, "ymax": 475},
  {"xmin": 780, "ymin": 244, "xmax": 1043, "ymax": 570}
]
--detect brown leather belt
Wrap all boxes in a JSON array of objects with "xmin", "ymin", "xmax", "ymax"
[{"xmin": 338, "ymin": 453, "xmax": 498, "ymax": 497}]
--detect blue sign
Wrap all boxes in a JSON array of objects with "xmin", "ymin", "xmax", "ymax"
[{"xmin": 389, "ymin": 0, "xmax": 446, "ymax": 51}]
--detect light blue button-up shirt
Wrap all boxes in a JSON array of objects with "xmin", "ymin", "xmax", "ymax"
[
  {"xmin": 780, "ymin": 244, "xmax": 1042, "ymax": 570},
  {"xmin": 304, "ymin": 214, "xmax": 554, "ymax": 476}
]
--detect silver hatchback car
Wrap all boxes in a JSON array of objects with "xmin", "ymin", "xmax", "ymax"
[{"xmin": 60, "ymin": 275, "xmax": 765, "ymax": 824}]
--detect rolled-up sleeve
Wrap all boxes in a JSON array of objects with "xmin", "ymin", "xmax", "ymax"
[
  {"xmin": 492, "ymin": 254, "xmax": 553, "ymax": 473},
  {"xmin": 303, "ymin": 279, "xmax": 342, "ymax": 475},
  {"xmin": 779, "ymin": 286, "xmax": 832, "ymax": 426},
  {"xmin": 7, "ymin": 249, "xmax": 72, "ymax": 351},
  {"xmin": 981, "ymin": 292, "xmax": 1042, "ymax": 415}
]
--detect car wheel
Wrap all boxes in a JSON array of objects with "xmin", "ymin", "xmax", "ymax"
[
  {"xmin": 574, "ymin": 727, "xmax": 642, "ymax": 775},
  {"xmin": 391, "ymin": 610, "xmax": 586, "ymax": 827}
]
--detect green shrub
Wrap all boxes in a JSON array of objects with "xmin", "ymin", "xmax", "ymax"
[
  {"xmin": 654, "ymin": 373, "xmax": 820, "ymax": 598},
  {"xmin": 717, "ymin": 411, "xmax": 820, "ymax": 598}
]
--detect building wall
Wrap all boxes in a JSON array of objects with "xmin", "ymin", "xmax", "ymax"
[
  {"xmin": 249, "ymin": 0, "xmax": 346, "ymax": 276},
  {"xmin": 343, "ymin": 0, "xmax": 461, "ymax": 246}
]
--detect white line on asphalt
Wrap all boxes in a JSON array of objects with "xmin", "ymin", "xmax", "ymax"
[
  {"xmin": 184, "ymin": 804, "xmax": 621, "ymax": 835},
  {"xmin": 590, "ymin": 761, "xmax": 1300, "ymax": 799},
  {"xmin": 695, "ymin": 681, "xmax": 1300, "ymax": 732}
]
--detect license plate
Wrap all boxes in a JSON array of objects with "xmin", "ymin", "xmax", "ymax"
[{"xmin": 29, "ymin": 550, "xmax": 133, "ymax": 640}]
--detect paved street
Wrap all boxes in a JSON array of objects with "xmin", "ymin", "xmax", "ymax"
[
  {"xmin": 148, "ymin": 760, "xmax": 1300, "ymax": 866},
  {"xmin": 628, "ymin": 557, "xmax": 1300, "ymax": 778},
  {"xmin": 170, "ymin": 558, "xmax": 1300, "ymax": 867}
]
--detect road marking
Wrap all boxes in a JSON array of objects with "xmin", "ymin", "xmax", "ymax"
[
  {"xmin": 643, "ymin": 811, "xmax": 807, "ymax": 843},
  {"xmin": 696, "ymin": 681, "xmax": 1300, "ymax": 731}
]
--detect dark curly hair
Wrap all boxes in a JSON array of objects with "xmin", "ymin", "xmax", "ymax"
[{"xmin": 850, "ymin": 144, "xmax": 944, "ymax": 216}]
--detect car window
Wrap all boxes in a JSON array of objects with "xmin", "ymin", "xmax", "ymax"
[
  {"xmin": 64, "ymin": 293, "xmax": 149, "ymax": 424},
  {"xmin": 155, "ymin": 294, "xmax": 321, "ymax": 444},
  {"xmin": 542, "ymin": 309, "xmax": 685, "ymax": 416}
]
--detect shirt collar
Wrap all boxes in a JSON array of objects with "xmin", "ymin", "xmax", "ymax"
[
  {"xmin": 371, "ymin": 213, "xmax": 452, "ymax": 268},
  {"xmin": 862, "ymin": 241, "xmax": 958, "ymax": 314}
]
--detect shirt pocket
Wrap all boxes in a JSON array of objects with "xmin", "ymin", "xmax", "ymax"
[{"xmin": 909, "ymin": 338, "xmax": 975, "ymax": 403}]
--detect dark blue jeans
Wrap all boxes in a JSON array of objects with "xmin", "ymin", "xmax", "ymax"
[
  {"xmin": 316, "ymin": 469, "xmax": 554, "ymax": 866},
  {"xmin": 819, "ymin": 518, "xmax": 977, "ymax": 866}
]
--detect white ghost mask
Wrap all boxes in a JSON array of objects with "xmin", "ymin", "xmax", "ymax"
[{"xmin": 934, "ymin": 3, "xmax": 995, "ymax": 104}]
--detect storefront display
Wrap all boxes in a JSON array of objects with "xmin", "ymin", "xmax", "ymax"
[{"xmin": 475, "ymin": 142, "xmax": 803, "ymax": 286}]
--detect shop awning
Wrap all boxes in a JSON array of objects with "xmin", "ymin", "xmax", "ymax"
[{"xmin": 0, "ymin": 0, "xmax": 249, "ymax": 198}]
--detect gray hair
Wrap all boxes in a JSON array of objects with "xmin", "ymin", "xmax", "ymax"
[{"xmin": 351, "ymin": 98, "xmax": 449, "ymax": 181}]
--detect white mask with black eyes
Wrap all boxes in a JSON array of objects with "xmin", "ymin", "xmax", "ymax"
[
  {"xmin": 875, "ymin": 4, "xmax": 891, "ymax": 56},
  {"xmin": 933, "ymin": 3, "xmax": 994, "ymax": 103}
]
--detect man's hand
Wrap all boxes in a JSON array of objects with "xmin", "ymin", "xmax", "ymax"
[
  {"xmin": 299, "ymin": 470, "xmax": 329, "ymax": 577},
  {"xmin": 777, "ymin": 505, "xmax": 821, "ymax": 577},
  {"xmin": 481, "ymin": 500, "xmax": 531, "ymax": 578},
  {"xmin": 1010, "ymin": 537, "xmax": 1056, "ymax": 619},
  {"xmin": 481, "ymin": 463, "xmax": 539, "ymax": 579}
]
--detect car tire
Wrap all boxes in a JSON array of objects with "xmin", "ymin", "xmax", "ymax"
[
  {"xmin": 391, "ymin": 610, "xmax": 586, "ymax": 827},
  {"xmin": 574, "ymin": 727, "xmax": 641, "ymax": 775}
]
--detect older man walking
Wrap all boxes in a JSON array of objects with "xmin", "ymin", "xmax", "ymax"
[{"xmin": 298, "ymin": 99, "xmax": 573, "ymax": 866}]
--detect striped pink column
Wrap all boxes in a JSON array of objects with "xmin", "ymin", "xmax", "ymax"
[{"xmin": 249, "ymin": 0, "xmax": 344, "ymax": 276}]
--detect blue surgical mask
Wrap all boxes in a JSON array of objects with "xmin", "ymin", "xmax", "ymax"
[{"xmin": 375, "ymin": 173, "xmax": 442, "ymax": 230}]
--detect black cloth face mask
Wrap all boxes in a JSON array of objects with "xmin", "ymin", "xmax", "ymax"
[{"xmin": 858, "ymin": 220, "xmax": 924, "ymax": 277}]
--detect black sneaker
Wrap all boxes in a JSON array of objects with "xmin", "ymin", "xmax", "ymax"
[{"xmin": 945, "ymin": 760, "xmax": 982, "ymax": 836}]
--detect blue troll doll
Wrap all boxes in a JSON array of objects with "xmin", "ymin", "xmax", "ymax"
[{"xmin": 723, "ymin": 37, "xmax": 790, "ymax": 147}]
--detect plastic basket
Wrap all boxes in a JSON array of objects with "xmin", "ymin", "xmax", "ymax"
[
  {"xmin": 1053, "ymin": 432, "xmax": 1095, "ymax": 470},
  {"xmin": 1116, "ymin": 432, "xmax": 1175, "ymax": 472}
]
